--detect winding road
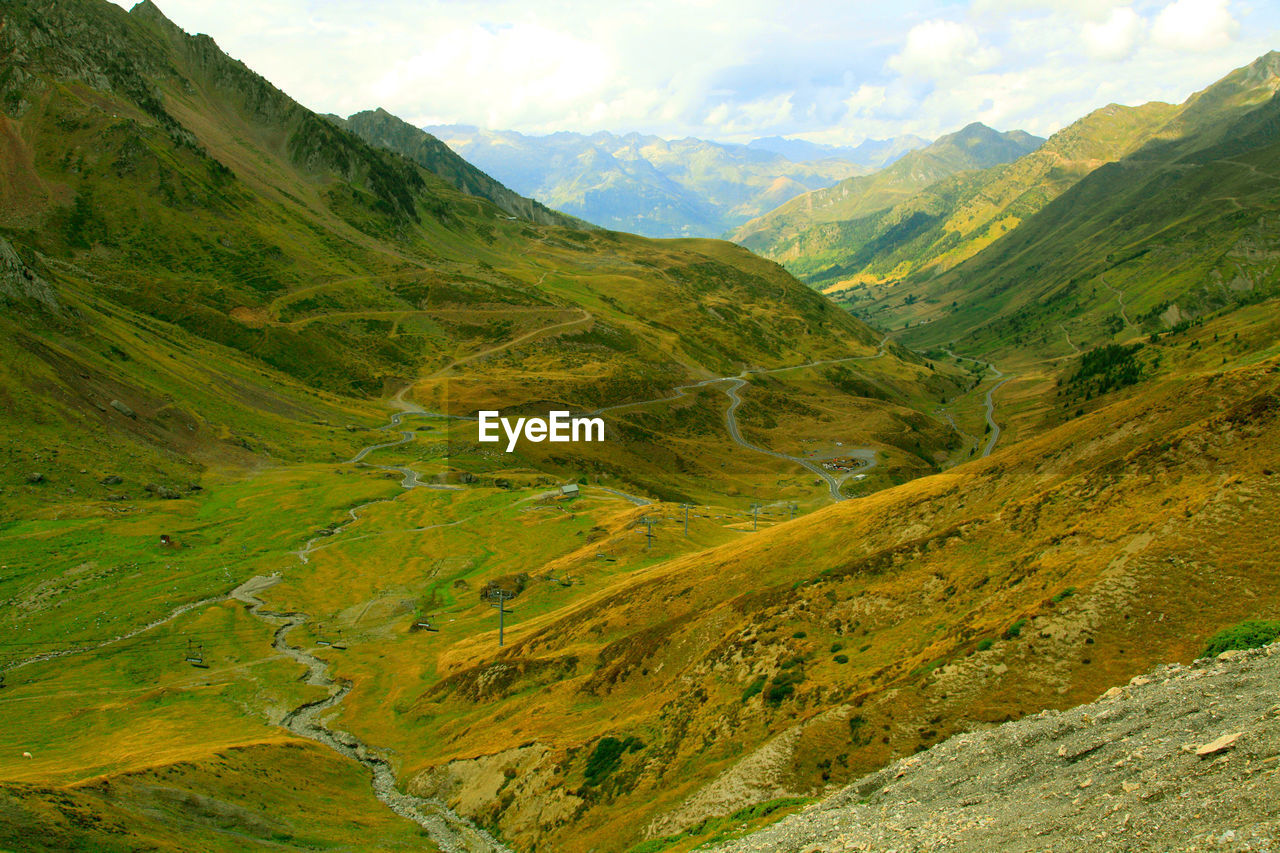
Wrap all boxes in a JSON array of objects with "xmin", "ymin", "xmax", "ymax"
[
  {"xmin": 591, "ymin": 334, "xmax": 892, "ymax": 502},
  {"xmin": 945, "ymin": 349, "xmax": 1014, "ymax": 458}
]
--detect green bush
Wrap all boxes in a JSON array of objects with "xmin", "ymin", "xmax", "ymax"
[
  {"xmin": 833, "ymin": 654, "xmax": 849, "ymax": 664},
  {"xmin": 741, "ymin": 675, "xmax": 766, "ymax": 702},
  {"xmin": 1051, "ymin": 587, "xmax": 1076, "ymax": 603},
  {"xmin": 830, "ymin": 642, "xmax": 844, "ymax": 653},
  {"xmin": 1200, "ymin": 620, "xmax": 1280, "ymax": 658},
  {"xmin": 584, "ymin": 735, "xmax": 644, "ymax": 786},
  {"xmin": 764, "ymin": 669, "xmax": 805, "ymax": 706},
  {"xmin": 976, "ymin": 638, "xmax": 994, "ymax": 651},
  {"xmin": 1003, "ymin": 618, "xmax": 1027, "ymax": 639},
  {"xmin": 792, "ymin": 630, "xmax": 807, "ymax": 639}
]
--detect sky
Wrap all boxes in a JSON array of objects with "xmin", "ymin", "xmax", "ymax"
[{"xmin": 114, "ymin": 0, "xmax": 1280, "ymax": 146}]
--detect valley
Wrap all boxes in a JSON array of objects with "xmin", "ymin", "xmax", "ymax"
[{"xmin": 2, "ymin": 1, "xmax": 1280, "ymax": 852}]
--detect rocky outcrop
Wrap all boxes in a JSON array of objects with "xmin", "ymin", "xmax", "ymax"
[
  {"xmin": 0, "ymin": 236, "xmax": 59, "ymax": 313},
  {"xmin": 716, "ymin": 644, "xmax": 1280, "ymax": 851}
]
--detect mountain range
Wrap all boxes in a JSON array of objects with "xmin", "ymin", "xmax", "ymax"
[
  {"xmin": 3, "ymin": 1, "xmax": 1280, "ymax": 851},
  {"xmin": 423, "ymin": 125, "xmax": 879, "ymax": 238},
  {"xmin": 745, "ymin": 133, "xmax": 929, "ymax": 167}
]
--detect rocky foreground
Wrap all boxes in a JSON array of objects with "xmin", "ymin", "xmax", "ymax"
[{"xmin": 716, "ymin": 644, "xmax": 1280, "ymax": 852}]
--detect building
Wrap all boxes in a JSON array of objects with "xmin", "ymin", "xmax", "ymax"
[{"xmin": 560, "ymin": 483, "xmax": 580, "ymax": 499}]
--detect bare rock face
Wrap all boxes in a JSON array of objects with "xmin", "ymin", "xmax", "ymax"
[
  {"xmin": 0, "ymin": 236, "xmax": 59, "ymax": 313},
  {"xmin": 714, "ymin": 643, "xmax": 1280, "ymax": 851}
]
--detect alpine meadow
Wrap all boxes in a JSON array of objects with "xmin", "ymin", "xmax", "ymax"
[{"xmin": 2, "ymin": 1, "xmax": 1280, "ymax": 851}]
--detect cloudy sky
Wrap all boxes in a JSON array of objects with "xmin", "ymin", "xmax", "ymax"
[{"xmin": 114, "ymin": 0, "xmax": 1280, "ymax": 145}]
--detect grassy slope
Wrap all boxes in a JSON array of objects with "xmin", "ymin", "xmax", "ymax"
[
  {"xmin": 2, "ymin": 0, "xmax": 959, "ymax": 510},
  {"xmin": 796, "ymin": 100, "xmax": 1178, "ymax": 289},
  {"xmin": 234, "ymin": 303, "xmax": 1280, "ymax": 852},
  {"xmin": 731, "ymin": 123, "xmax": 1043, "ymax": 258},
  {"xmin": 868, "ymin": 52, "xmax": 1280, "ymax": 359},
  {"xmin": 11, "ymin": 4, "xmax": 1279, "ymax": 852},
  {"xmin": 0, "ymin": 0, "xmax": 971, "ymax": 849}
]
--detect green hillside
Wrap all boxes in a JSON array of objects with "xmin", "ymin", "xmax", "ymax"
[
  {"xmin": 731, "ymin": 123, "xmax": 1044, "ymax": 260},
  {"xmin": 886, "ymin": 52, "xmax": 1280, "ymax": 359},
  {"xmin": 337, "ymin": 108, "xmax": 582, "ymax": 228},
  {"xmin": 7, "ymin": 2, "xmax": 1280, "ymax": 852},
  {"xmin": 788, "ymin": 101, "xmax": 1177, "ymax": 289}
]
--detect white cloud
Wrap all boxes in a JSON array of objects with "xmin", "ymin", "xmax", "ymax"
[
  {"xmin": 1152, "ymin": 0, "xmax": 1239, "ymax": 52},
  {"xmin": 104, "ymin": 0, "xmax": 1280, "ymax": 146},
  {"xmin": 1082, "ymin": 7, "xmax": 1144, "ymax": 60},
  {"xmin": 844, "ymin": 84, "xmax": 887, "ymax": 115},
  {"xmin": 373, "ymin": 23, "xmax": 613, "ymax": 130},
  {"xmin": 888, "ymin": 20, "xmax": 999, "ymax": 79}
]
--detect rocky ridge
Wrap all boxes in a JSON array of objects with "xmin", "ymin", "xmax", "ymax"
[{"xmin": 716, "ymin": 644, "xmax": 1280, "ymax": 852}]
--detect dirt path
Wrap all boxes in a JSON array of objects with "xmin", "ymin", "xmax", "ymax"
[
  {"xmin": 3, "ymin": 593, "xmax": 229, "ymax": 673},
  {"xmin": 232, "ymin": 577, "xmax": 509, "ymax": 853},
  {"xmin": 1060, "ymin": 323, "xmax": 1081, "ymax": 354},
  {"xmin": 427, "ymin": 308, "xmax": 593, "ymax": 379},
  {"xmin": 1100, "ymin": 274, "xmax": 1133, "ymax": 329}
]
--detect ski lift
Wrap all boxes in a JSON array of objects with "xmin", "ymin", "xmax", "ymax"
[{"xmin": 184, "ymin": 640, "xmax": 208, "ymax": 669}]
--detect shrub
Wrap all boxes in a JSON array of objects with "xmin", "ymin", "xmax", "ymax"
[
  {"xmin": 976, "ymin": 638, "xmax": 994, "ymax": 651},
  {"xmin": 833, "ymin": 654, "xmax": 849, "ymax": 664},
  {"xmin": 792, "ymin": 630, "xmax": 807, "ymax": 639},
  {"xmin": 764, "ymin": 669, "xmax": 805, "ymax": 706},
  {"xmin": 830, "ymin": 642, "xmax": 844, "ymax": 653},
  {"xmin": 1200, "ymin": 620, "xmax": 1280, "ymax": 658},
  {"xmin": 584, "ymin": 735, "xmax": 643, "ymax": 786},
  {"xmin": 1003, "ymin": 618, "xmax": 1027, "ymax": 639},
  {"xmin": 741, "ymin": 675, "xmax": 766, "ymax": 702},
  {"xmin": 1051, "ymin": 587, "xmax": 1076, "ymax": 603}
]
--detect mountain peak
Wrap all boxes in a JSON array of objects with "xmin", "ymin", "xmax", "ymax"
[{"xmin": 128, "ymin": 0, "xmax": 181, "ymax": 35}]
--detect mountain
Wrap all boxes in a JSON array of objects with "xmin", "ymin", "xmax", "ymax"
[
  {"xmin": 6, "ymin": 2, "xmax": 1280, "ymax": 851},
  {"xmin": 731, "ymin": 123, "xmax": 1045, "ymax": 259},
  {"xmin": 746, "ymin": 133, "xmax": 929, "ymax": 168},
  {"xmin": 0, "ymin": 1, "xmax": 972, "ymax": 849},
  {"xmin": 425, "ymin": 125, "xmax": 867, "ymax": 238},
  {"xmin": 332, "ymin": 108, "xmax": 581, "ymax": 228},
  {"xmin": 771, "ymin": 101, "xmax": 1178, "ymax": 289},
  {"xmin": 882, "ymin": 51, "xmax": 1280, "ymax": 357}
]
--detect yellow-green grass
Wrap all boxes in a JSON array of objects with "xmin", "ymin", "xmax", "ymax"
[
  {"xmin": 0, "ymin": 599, "xmax": 314, "ymax": 785},
  {"xmin": 248, "ymin": 354, "xmax": 1280, "ymax": 852},
  {"xmin": 0, "ymin": 464, "xmax": 401, "ymax": 657},
  {"xmin": 0, "ymin": 741, "xmax": 440, "ymax": 852}
]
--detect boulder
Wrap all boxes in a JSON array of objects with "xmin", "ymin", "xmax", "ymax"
[
  {"xmin": 26, "ymin": 472, "xmax": 45, "ymax": 484},
  {"xmin": 110, "ymin": 400, "xmax": 137, "ymax": 419}
]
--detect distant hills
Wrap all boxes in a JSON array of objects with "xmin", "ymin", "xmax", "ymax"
[
  {"xmin": 731, "ymin": 123, "xmax": 1045, "ymax": 261},
  {"xmin": 852, "ymin": 51, "xmax": 1280, "ymax": 358},
  {"xmin": 424, "ymin": 125, "xmax": 888, "ymax": 238}
]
